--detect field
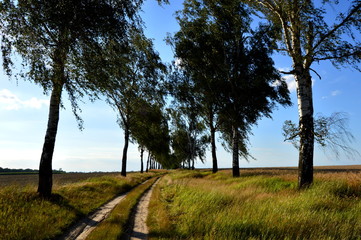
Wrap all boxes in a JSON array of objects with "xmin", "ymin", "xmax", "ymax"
[
  {"xmin": 0, "ymin": 172, "xmax": 129, "ymax": 187},
  {"xmin": 1, "ymin": 167, "xmax": 361, "ymax": 239}
]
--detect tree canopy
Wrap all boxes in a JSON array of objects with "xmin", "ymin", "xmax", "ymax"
[
  {"xmin": 0, "ymin": 0, "xmax": 146, "ymax": 197},
  {"xmin": 170, "ymin": 0, "xmax": 291, "ymax": 176},
  {"xmin": 101, "ymin": 26, "xmax": 167, "ymax": 176}
]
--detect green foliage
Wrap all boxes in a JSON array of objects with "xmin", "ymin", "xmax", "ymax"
[
  {"xmin": 0, "ymin": 0, "xmax": 141, "ymax": 124},
  {"xmin": 169, "ymin": 106, "xmax": 208, "ymax": 169},
  {"xmin": 130, "ymin": 100, "xmax": 171, "ymax": 167},
  {"xmin": 170, "ymin": 0, "xmax": 291, "ymax": 164},
  {"xmin": 101, "ymin": 26, "xmax": 169, "ymax": 171}
]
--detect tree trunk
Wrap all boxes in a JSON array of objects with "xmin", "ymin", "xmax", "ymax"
[
  {"xmin": 295, "ymin": 67, "xmax": 314, "ymax": 188},
  {"xmin": 210, "ymin": 121, "xmax": 218, "ymax": 173},
  {"xmin": 38, "ymin": 83, "xmax": 64, "ymax": 198},
  {"xmin": 140, "ymin": 146, "xmax": 144, "ymax": 173},
  {"xmin": 121, "ymin": 126, "xmax": 129, "ymax": 176},
  {"xmin": 232, "ymin": 125, "xmax": 240, "ymax": 177},
  {"xmin": 191, "ymin": 159, "xmax": 195, "ymax": 170},
  {"xmin": 146, "ymin": 152, "xmax": 150, "ymax": 172}
]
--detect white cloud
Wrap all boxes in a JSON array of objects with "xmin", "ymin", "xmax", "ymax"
[
  {"xmin": 322, "ymin": 90, "xmax": 342, "ymax": 100},
  {"xmin": 284, "ymin": 74, "xmax": 297, "ymax": 92},
  {"xmin": 278, "ymin": 68, "xmax": 297, "ymax": 92},
  {"xmin": 331, "ymin": 90, "xmax": 341, "ymax": 96},
  {"xmin": 0, "ymin": 89, "xmax": 49, "ymax": 110}
]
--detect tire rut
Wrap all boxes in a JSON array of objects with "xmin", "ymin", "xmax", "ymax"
[
  {"xmin": 128, "ymin": 178, "xmax": 160, "ymax": 240},
  {"xmin": 58, "ymin": 180, "xmax": 150, "ymax": 240}
]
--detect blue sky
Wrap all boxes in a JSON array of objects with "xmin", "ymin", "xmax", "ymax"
[{"xmin": 0, "ymin": 0, "xmax": 360, "ymax": 172}]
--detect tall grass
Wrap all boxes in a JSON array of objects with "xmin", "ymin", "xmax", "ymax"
[
  {"xmin": 0, "ymin": 172, "xmax": 158, "ymax": 240},
  {"xmin": 148, "ymin": 169, "xmax": 361, "ymax": 239}
]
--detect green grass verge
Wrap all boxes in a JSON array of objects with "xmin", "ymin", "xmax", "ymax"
[
  {"xmin": 148, "ymin": 170, "xmax": 361, "ymax": 240},
  {"xmin": 0, "ymin": 172, "xmax": 158, "ymax": 240},
  {"xmin": 86, "ymin": 176, "xmax": 159, "ymax": 240}
]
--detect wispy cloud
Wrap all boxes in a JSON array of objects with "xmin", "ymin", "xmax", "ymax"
[
  {"xmin": 0, "ymin": 89, "xmax": 49, "ymax": 110},
  {"xmin": 331, "ymin": 90, "xmax": 341, "ymax": 96},
  {"xmin": 322, "ymin": 90, "xmax": 342, "ymax": 99}
]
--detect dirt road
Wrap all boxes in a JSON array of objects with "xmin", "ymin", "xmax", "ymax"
[
  {"xmin": 130, "ymin": 178, "xmax": 160, "ymax": 240},
  {"xmin": 59, "ymin": 193, "xmax": 128, "ymax": 240}
]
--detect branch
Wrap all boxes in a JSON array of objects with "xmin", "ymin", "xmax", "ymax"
[
  {"xmin": 314, "ymin": 49, "xmax": 361, "ymax": 61},
  {"xmin": 310, "ymin": 68, "xmax": 321, "ymax": 79},
  {"xmin": 312, "ymin": 2, "xmax": 361, "ymax": 52},
  {"xmin": 279, "ymin": 69, "xmax": 296, "ymax": 75},
  {"xmin": 283, "ymin": 132, "xmax": 299, "ymax": 142}
]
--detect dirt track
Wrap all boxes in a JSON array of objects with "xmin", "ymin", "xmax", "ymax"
[
  {"xmin": 58, "ymin": 178, "xmax": 159, "ymax": 240},
  {"xmin": 130, "ymin": 178, "xmax": 160, "ymax": 240},
  {"xmin": 59, "ymin": 193, "xmax": 128, "ymax": 240}
]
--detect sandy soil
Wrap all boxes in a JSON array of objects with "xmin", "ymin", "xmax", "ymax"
[
  {"xmin": 130, "ymin": 178, "xmax": 160, "ymax": 240},
  {"xmin": 59, "ymin": 193, "xmax": 128, "ymax": 240}
]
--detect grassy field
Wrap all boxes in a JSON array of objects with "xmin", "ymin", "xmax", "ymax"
[
  {"xmin": 0, "ymin": 171, "xmax": 160, "ymax": 240},
  {"xmin": 148, "ymin": 168, "xmax": 361, "ymax": 239}
]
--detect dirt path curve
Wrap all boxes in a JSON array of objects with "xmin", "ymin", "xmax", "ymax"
[
  {"xmin": 59, "ymin": 193, "xmax": 127, "ymax": 240},
  {"xmin": 130, "ymin": 178, "xmax": 160, "ymax": 240},
  {"xmin": 59, "ymin": 180, "xmax": 150, "ymax": 240}
]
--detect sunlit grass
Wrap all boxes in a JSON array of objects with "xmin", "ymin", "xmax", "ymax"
[
  {"xmin": 0, "ymin": 172, "xmax": 158, "ymax": 240},
  {"xmin": 149, "ymin": 169, "xmax": 361, "ymax": 239}
]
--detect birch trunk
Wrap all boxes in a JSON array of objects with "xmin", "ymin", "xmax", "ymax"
[
  {"xmin": 295, "ymin": 67, "xmax": 314, "ymax": 188},
  {"xmin": 37, "ymin": 82, "xmax": 64, "ymax": 197},
  {"xmin": 38, "ymin": 38, "xmax": 68, "ymax": 198}
]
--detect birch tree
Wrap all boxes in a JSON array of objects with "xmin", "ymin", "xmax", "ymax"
[{"xmin": 246, "ymin": 0, "xmax": 361, "ymax": 188}]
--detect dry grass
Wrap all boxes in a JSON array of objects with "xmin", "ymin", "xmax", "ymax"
[
  {"xmin": 0, "ymin": 172, "xmax": 158, "ymax": 240},
  {"xmin": 148, "ymin": 168, "xmax": 361, "ymax": 239}
]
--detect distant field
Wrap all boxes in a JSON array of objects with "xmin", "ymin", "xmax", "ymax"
[
  {"xmin": 0, "ymin": 172, "xmax": 123, "ymax": 187},
  {"xmin": 1, "ymin": 165, "xmax": 360, "ymax": 187}
]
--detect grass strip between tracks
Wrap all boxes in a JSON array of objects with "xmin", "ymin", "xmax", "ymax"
[{"xmin": 86, "ymin": 176, "xmax": 159, "ymax": 240}]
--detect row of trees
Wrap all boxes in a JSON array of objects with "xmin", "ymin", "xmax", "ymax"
[
  {"xmin": 0, "ymin": 0, "xmax": 169, "ymax": 197},
  {"xmin": 1, "ymin": 0, "xmax": 360, "ymax": 197}
]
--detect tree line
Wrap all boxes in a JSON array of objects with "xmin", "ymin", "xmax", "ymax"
[
  {"xmin": 1, "ymin": 0, "xmax": 360, "ymax": 198},
  {"xmin": 0, "ymin": 167, "xmax": 65, "ymax": 174}
]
